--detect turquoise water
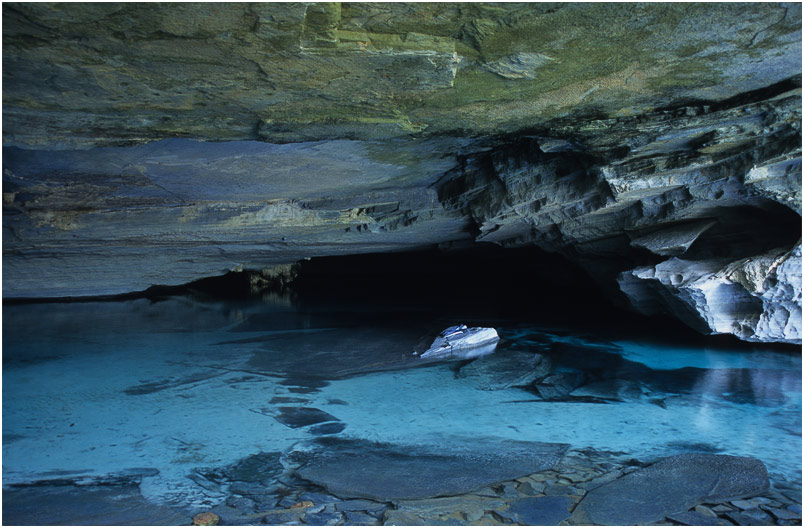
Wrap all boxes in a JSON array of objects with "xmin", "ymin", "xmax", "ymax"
[{"xmin": 3, "ymin": 294, "xmax": 801, "ymax": 511}]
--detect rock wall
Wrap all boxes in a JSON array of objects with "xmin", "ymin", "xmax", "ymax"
[{"xmin": 2, "ymin": 3, "xmax": 802, "ymax": 343}]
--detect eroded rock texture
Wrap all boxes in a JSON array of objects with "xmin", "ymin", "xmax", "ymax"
[{"xmin": 2, "ymin": 3, "xmax": 802, "ymax": 343}]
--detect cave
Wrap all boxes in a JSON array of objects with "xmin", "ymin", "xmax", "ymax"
[{"xmin": 2, "ymin": 3, "xmax": 802, "ymax": 526}]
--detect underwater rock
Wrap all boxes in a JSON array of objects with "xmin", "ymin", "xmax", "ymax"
[
  {"xmin": 393, "ymin": 495, "xmax": 506, "ymax": 518},
  {"xmin": 225, "ymin": 495, "xmax": 255, "ymax": 511},
  {"xmin": 248, "ymin": 326, "xmax": 443, "ymax": 379},
  {"xmin": 1, "ymin": 483, "xmax": 188, "ymax": 526},
  {"xmin": 335, "ymin": 499, "xmax": 387, "ymax": 512},
  {"xmin": 382, "ymin": 509, "xmax": 427, "ymax": 526},
  {"xmin": 342, "ymin": 510, "xmax": 380, "ymax": 525},
  {"xmin": 766, "ymin": 507, "xmax": 802, "ymax": 521},
  {"xmin": 271, "ymin": 407, "xmax": 340, "ymax": 429},
  {"xmin": 304, "ymin": 510, "xmax": 343, "ymax": 525},
  {"xmin": 571, "ymin": 453, "xmax": 770, "ymax": 525},
  {"xmin": 503, "ymin": 495, "xmax": 574, "ymax": 525},
  {"xmin": 724, "ymin": 508, "xmax": 775, "ymax": 525},
  {"xmin": 292, "ymin": 437, "xmax": 569, "ymax": 500},
  {"xmin": 260, "ymin": 508, "xmax": 304, "ymax": 525},
  {"xmin": 456, "ymin": 349, "xmax": 551, "ymax": 390},
  {"xmin": 308, "ymin": 422, "xmax": 347, "ymax": 436},
  {"xmin": 533, "ymin": 371, "xmax": 585, "ymax": 399},
  {"xmin": 571, "ymin": 378, "xmax": 643, "ymax": 401},
  {"xmin": 667, "ymin": 510, "xmax": 734, "ymax": 526}
]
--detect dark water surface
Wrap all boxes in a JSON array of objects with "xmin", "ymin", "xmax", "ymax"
[{"xmin": 3, "ymin": 291, "xmax": 801, "ymax": 522}]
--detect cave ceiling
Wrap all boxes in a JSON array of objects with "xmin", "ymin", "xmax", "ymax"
[{"xmin": 2, "ymin": 2, "xmax": 802, "ymax": 343}]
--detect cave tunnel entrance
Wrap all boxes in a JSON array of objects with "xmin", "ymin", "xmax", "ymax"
[
  {"xmin": 178, "ymin": 243, "xmax": 620, "ymax": 323},
  {"xmin": 290, "ymin": 244, "xmax": 611, "ymax": 319},
  {"xmin": 174, "ymin": 243, "xmax": 798, "ymax": 350}
]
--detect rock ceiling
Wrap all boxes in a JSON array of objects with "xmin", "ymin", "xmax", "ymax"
[{"xmin": 2, "ymin": 3, "xmax": 802, "ymax": 343}]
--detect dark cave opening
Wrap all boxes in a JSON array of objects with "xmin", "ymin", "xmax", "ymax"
[
  {"xmin": 8, "ymin": 241, "xmax": 797, "ymax": 352},
  {"xmin": 683, "ymin": 202, "xmax": 803, "ymax": 260},
  {"xmin": 289, "ymin": 244, "xmax": 607, "ymax": 317},
  {"xmin": 168, "ymin": 244, "xmax": 798, "ymax": 351}
]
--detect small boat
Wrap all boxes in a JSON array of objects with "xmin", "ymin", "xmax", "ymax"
[{"xmin": 417, "ymin": 324, "xmax": 500, "ymax": 359}]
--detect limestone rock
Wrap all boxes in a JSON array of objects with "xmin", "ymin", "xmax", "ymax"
[
  {"xmin": 482, "ymin": 52, "xmax": 556, "ymax": 80},
  {"xmin": 503, "ymin": 495, "xmax": 573, "ymax": 525},
  {"xmin": 1, "ymin": 483, "xmax": 190, "ymax": 526},
  {"xmin": 304, "ymin": 510, "xmax": 343, "ymax": 525},
  {"xmin": 667, "ymin": 510, "xmax": 734, "ymax": 526},
  {"xmin": 534, "ymin": 371, "xmax": 585, "ymax": 399},
  {"xmin": 456, "ymin": 349, "xmax": 551, "ymax": 390},
  {"xmin": 383, "ymin": 510, "xmax": 426, "ymax": 526},
  {"xmin": 618, "ymin": 242, "xmax": 802, "ymax": 343},
  {"xmin": 291, "ymin": 437, "xmax": 568, "ymax": 500},
  {"xmin": 570, "ymin": 453, "xmax": 770, "ymax": 525},
  {"xmin": 1, "ymin": 3, "xmax": 801, "ymax": 345},
  {"xmin": 393, "ymin": 495, "xmax": 506, "ymax": 519},
  {"xmin": 628, "ymin": 220, "xmax": 717, "ymax": 256},
  {"xmin": 4, "ymin": 4, "xmax": 800, "ymax": 148}
]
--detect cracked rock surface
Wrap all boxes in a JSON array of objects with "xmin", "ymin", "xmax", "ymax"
[{"xmin": 2, "ymin": 3, "xmax": 802, "ymax": 343}]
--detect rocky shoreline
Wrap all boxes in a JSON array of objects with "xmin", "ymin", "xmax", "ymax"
[
  {"xmin": 197, "ymin": 446, "xmax": 801, "ymax": 526},
  {"xmin": 5, "ymin": 444, "xmax": 800, "ymax": 526}
]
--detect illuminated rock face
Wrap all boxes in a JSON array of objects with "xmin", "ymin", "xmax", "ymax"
[{"xmin": 2, "ymin": 3, "xmax": 801, "ymax": 343}]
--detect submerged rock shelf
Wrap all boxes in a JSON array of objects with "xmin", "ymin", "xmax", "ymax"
[{"xmin": 4, "ymin": 444, "xmax": 800, "ymax": 526}]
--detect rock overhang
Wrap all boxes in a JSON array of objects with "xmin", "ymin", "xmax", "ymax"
[
  {"xmin": 2, "ymin": 3, "xmax": 802, "ymax": 344},
  {"xmin": 3, "ymin": 2, "xmax": 801, "ymax": 148}
]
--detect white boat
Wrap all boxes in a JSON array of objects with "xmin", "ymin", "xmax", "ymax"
[{"xmin": 417, "ymin": 324, "xmax": 500, "ymax": 359}]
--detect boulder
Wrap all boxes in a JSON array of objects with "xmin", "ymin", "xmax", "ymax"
[{"xmin": 571, "ymin": 453, "xmax": 770, "ymax": 525}]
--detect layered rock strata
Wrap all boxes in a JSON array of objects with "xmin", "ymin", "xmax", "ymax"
[{"xmin": 2, "ymin": 3, "xmax": 802, "ymax": 343}]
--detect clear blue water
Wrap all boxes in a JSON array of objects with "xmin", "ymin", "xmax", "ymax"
[{"xmin": 3, "ymin": 294, "xmax": 801, "ymax": 512}]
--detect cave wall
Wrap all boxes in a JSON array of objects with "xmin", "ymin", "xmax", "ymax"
[{"xmin": 2, "ymin": 3, "xmax": 802, "ymax": 343}]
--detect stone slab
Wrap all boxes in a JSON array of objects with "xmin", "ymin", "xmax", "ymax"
[
  {"xmin": 505, "ymin": 495, "xmax": 574, "ymax": 525},
  {"xmin": 304, "ymin": 510, "xmax": 343, "ymax": 525},
  {"xmin": 272, "ymin": 407, "xmax": 340, "ymax": 428},
  {"xmin": 383, "ymin": 510, "xmax": 426, "ymax": 526},
  {"xmin": 457, "ymin": 349, "xmax": 551, "ymax": 390},
  {"xmin": 667, "ymin": 510, "xmax": 734, "ymax": 526},
  {"xmin": 295, "ymin": 437, "xmax": 568, "ymax": 500},
  {"xmin": 393, "ymin": 495, "xmax": 506, "ymax": 517},
  {"xmin": 343, "ymin": 510, "xmax": 380, "ymax": 525},
  {"xmin": 2, "ymin": 484, "xmax": 189, "ymax": 526},
  {"xmin": 570, "ymin": 454, "xmax": 769, "ymax": 525}
]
